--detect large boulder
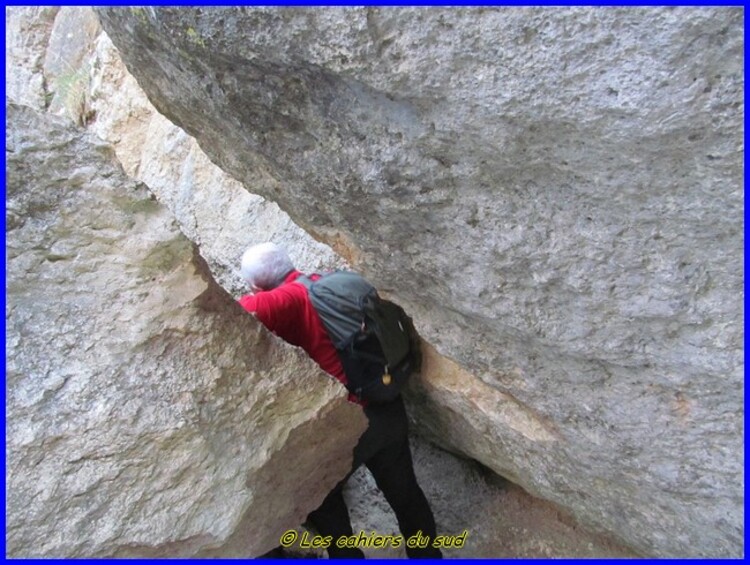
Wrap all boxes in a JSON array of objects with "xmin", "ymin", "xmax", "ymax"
[
  {"xmin": 6, "ymin": 8, "xmax": 643, "ymax": 558},
  {"xmin": 96, "ymin": 7, "xmax": 744, "ymax": 557},
  {"xmin": 82, "ymin": 27, "xmax": 349, "ymax": 294},
  {"xmin": 4, "ymin": 6, "xmax": 59, "ymax": 110},
  {"xmin": 5, "ymin": 103, "xmax": 365, "ymax": 557},
  {"xmin": 8, "ymin": 6, "xmax": 346, "ymax": 295}
]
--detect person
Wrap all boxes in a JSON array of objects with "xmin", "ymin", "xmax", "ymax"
[{"xmin": 238, "ymin": 242, "xmax": 442, "ymax": 559}]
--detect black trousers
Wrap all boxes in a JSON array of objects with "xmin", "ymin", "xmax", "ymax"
[{"xmin": 307, "ymin": 398, "xmax": 442, "ymax": 559}]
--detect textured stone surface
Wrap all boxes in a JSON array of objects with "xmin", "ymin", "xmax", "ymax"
[
  {"xmin": 5, "ymin": 9, "xmax": 640, "ymax": 558},
  {"xmin": 41, "ymin": 5, "xmax": 101, "ymax": 124},
  {"xmin": 4, "ymin": 6, "xmax": 59, "ymax": 109},
  {"xmin": 97, "ymin": 7, "xmax": 744, "ymax": 557},
  {"xmin": 6, "ymin": 6, "xmax": 346, "ymax": 296},
  {"xmin": 344, "ymin": 434, "xmax": 635, "ymax": 558},
  {"xmin": 5, "ymin": 103, "xmax": 365, "ymax": 558},
  {"xmin": 83, "ymin": 26, "xmax": 347, "ymax": 295}
]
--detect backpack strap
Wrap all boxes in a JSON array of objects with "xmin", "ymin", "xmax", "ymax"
[{"xmin": 295, "ymin": 274, "xmax": 314, "ymax": 291}]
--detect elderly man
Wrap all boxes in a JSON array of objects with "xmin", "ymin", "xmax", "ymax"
[{"xmin": 238, "ymin": 242, "xmax": 441, "ymax": 559}]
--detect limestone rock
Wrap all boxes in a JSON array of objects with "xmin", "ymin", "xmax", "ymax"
[
  {"xmin": 5, "ymin": 9, "xmax": 641, "ymax": 558},
  {"xmin": 82, "ymin": 21, "xmax": 348, "ymax": 295},
  {"xmin": 344, "ymin": 433, "xmax": 636, "ymax": 558},
  {"xmin": 41, "ymin": 6, "xmax": 101, "ymax": 125},
  {"xmin": 5, "ymin": 6, "xmax": 59, "ymax": 109},
  {"xmin": 5, "ymin": 103, "xmax": 366, "ymax": 558},
  {"xmin": 6, "ymin": 6, "xmax": 346, "ymax": 297},
  {"xmin": 96, "ymin": 7, "xmax": 744, "ymax": 557}
]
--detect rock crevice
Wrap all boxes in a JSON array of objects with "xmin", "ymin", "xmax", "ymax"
[
  {"xmin": 6, "ymin": 6, "xmax": 743, "ymax": 558},
  {"xmin": 5, "ymin": 102, "xmax": 366, "ymax": 558},
  {"xmin": 94, "ymin": 7, "xmax": 743, "ymax": 557}
]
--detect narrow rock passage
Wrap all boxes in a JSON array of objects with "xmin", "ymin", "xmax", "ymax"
[{"xmin": 6, "ymin": 6, "xmax": 741, "ymax": 558}]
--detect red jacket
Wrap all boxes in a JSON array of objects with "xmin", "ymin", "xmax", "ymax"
[{"xmin": 239, "ymin": 271, "xmax": 360, "ymax": 403}]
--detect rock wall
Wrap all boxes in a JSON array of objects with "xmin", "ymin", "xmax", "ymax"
[
  {"xmin": 6, "ymin": 6, "xmax": 345, "ymax": 295},
  {"xmin": 6, "ymin": 7, "xmax": 643, "ymax": 558},
  {"xmin": 5, "ymin": 6, "xmax": 59, "ymax": 109},
  {"xmin": 95, "ymin": 7, "xmax": 744, "ymax": 557},
  {"xmin": 5, "ymin": 103, "xmax": 366, "ymax": 557},
  {"xmin": 83, "ymin": 31, "xmax": 348, "ymax": 295}
]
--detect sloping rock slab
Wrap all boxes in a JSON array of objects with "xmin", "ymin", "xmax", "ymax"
[
  {"xmin": 96, "ymin": 8, "xmax": 743, "ymax": 557},
  {"xmin": 6, "ymin": 103, "xmax": 365, "ymax": 557}
]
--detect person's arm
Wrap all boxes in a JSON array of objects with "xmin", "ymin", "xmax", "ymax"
[
  {"xmin": 238, "ymin": 286, "xmax": 298, "ymax": 336},
  {"xmin": 239, "ymin": 292, "xmax": 274, "ymax": 328}
]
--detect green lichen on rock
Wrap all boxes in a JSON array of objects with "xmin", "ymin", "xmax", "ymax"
[
  {"xmin": 129, "ymin": 7, "xmax": 148, "ymax": 24},
  {"xmin": 186, "ymin": 27, "xmax": 206, "ymax": 48},
  {"xmin": 48, "ymin": 61, "xmax": 92, "ymax": 125},
  {"xmin": 112, "ymin": 193, "xmax": 161, "ymax": 217},
  {"xmin": 139, "ymin": 236, "xmax": 193, "ymax": 280}
]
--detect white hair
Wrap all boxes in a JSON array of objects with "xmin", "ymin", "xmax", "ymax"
[{"xmin": 240, "ymin": 242, "xmax": 295, "ymax": 290}]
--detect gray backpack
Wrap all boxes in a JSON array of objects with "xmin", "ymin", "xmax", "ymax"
[{"xmin": 298, "ymin": 271, "xmax": 421, "ymax": 403}]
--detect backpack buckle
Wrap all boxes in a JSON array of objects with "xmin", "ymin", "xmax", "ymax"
[{"xmin": 382, "ymin": 366, "xmax": 392, "ymax": 386}]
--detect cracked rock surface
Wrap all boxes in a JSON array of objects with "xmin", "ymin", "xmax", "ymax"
[
  {"xmin": 6, "ymin": 8, "xmax": 641, "ymax": 558},
  {"xmin": 95, "ymin": 7, "xmax": 744, "ymax": 557},
  {"xmin": 5, "ymin": 103, "xmax": 365, "ymax": 558}
]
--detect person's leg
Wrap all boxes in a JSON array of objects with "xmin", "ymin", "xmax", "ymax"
[
  {"xmin": 307, "ymin": 484, "xmax": 365, "ymax": 558},
  {"xmin": 307, "ymin": 398, "xmax": 440, "ymax": 559},
  {"xmin": 305, "ymin": 407, "xmax": 385, "ymax": 559},
  {"xmin": 364, "ymin": 401, "xmax": 442, "ymax": 559}
]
